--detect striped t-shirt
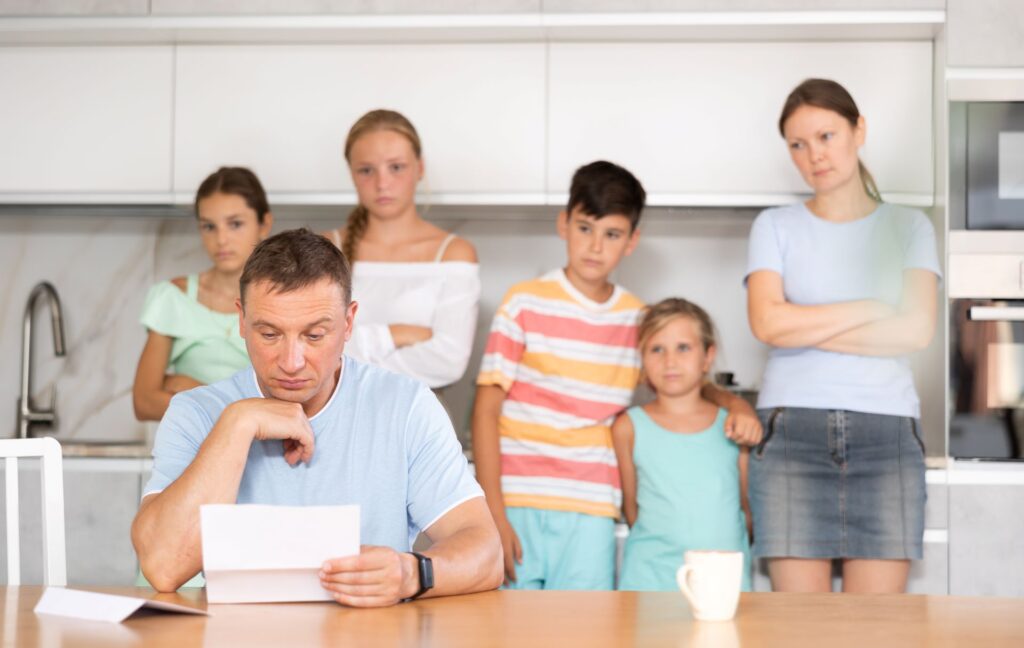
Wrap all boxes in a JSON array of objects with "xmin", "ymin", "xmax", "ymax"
[{"xmin": 477, "ymin": 269, "xmax": 643, "ymax": 518}]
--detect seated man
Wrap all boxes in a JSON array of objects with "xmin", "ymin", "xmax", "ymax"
[{"xmin": 131, "ymin": 228, "xmax": 502, "ymax": 607}]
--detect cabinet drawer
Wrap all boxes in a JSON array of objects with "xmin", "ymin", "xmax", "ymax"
[{"xmin": 949, "ymin": 254, "xmax": 1024, "ymax": 299}]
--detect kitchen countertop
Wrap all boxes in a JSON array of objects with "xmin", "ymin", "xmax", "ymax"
[{"xmin": 57, "ymin": 440, "xmax": 151, "ymax": 459}]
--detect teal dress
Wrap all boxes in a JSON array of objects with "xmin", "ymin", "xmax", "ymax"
[
  {"xmin": 618, "ymin": 406, "xmax": 752, "ymax": 592},
  {"xmin": 140, "ymin": 274, "xmax": 249, "ymax": 384}
]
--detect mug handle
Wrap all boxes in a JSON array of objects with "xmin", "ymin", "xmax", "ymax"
[{"xmin": 676, "ymin": 564, "xmax": 703, "ymax": 617}]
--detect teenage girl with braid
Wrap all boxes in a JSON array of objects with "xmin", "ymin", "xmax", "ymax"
[{"xmin": 323, "ymin": 109, "xmax": 480, "ymax": 388}]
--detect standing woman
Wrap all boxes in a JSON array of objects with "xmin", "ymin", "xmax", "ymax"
[
  {"xmin": 745, "ymin": 79, "xmax": 940, "ymax": 593},
  {"xmin": 324, "ymin": 109, "xmax": 480, "ymax": 388},
  {"xmin": 133, "ymin": 167, "xmax": 273, "ymax": 421}
]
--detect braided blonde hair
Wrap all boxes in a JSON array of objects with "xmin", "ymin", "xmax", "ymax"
[{"xmin": 341, "ymin": 109, "xmax": 423, "ymax": 263}]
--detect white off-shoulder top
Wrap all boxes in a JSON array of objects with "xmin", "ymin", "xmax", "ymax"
[{"xmin": 330, "ymin": 231, "xmax": 481, "ymax": 388}]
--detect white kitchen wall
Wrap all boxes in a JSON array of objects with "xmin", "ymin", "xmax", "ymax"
[{"xmin": 0, "ymin": 204, "xmax": 945, "ymax": 454}]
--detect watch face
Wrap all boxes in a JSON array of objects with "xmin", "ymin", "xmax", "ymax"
[
  {"xmin": 421, "ymin": 555, "xmax": 435, "ymax": 589},
  {"xmin": 408, "ymin": 552, "xmax": 433, "ymax": 600}
]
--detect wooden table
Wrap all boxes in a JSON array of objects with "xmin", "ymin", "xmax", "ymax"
[{"xmin": 5, "ymin": 586, "xmax": 1024, "ymax": 647}]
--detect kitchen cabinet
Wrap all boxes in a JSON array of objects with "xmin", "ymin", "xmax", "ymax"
[
  {"xmin": 0, "ymin": 1, "xmax": 148, "ymax": 15},
  {"xmin": 949, "ymin": 481, "xmax": 1024, "ymax": 597},
  {"xmin": 173, "ymin": 44, "xmax": 546, "ymax": 200},
  {"xmin": 544, "ymin": 1, "xmax": 944, "ymax": 10},
  {"xmin": 548, "ymin": 41, "xmax": 934, "ymax": 205},
  {"xmin": 0, "ymin": 46, "xmax": 173, "ymax": 195},
  {"xmin": 150, "ymin": 0, "xmax": 540, "ymax": 14},
  {"xmin": 947, "ymin": 0, "xmax": 1024, "ymax": 68},
  {"xmin": 0, "ymin": 458, "xmax": 145, "ymax": 586},
  {"xmin": 948, "ymin": 254, "xmax": 1024, "ymax": 299}
]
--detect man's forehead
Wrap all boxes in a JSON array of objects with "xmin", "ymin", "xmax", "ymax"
[{"xmin": 245, "ymin": 278, "xmax": 345, "ymax": 313}]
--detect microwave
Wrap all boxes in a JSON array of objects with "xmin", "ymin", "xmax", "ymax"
[{"xmin": 966, "ymin": 102, "xmax": 1024, "ymax": 229}]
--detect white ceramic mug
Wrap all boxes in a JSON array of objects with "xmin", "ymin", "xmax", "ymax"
[{"xmin": 675, "ymin": 550, "xmax": 743, "ymax": 621}]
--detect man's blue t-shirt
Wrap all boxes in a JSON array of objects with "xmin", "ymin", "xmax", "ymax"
[{"xmin": 144, "ymin": 357, "xmax": 483, "ymax": 551}]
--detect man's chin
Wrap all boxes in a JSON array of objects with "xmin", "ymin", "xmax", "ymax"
[{"xmin": 265, "ymin": 385, "xmax": 315, "ymax": 403}]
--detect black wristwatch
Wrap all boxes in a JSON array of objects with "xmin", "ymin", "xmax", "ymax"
[{"xmin": 403, "ymin": 551, "xmax": 434, "ymax": 602}]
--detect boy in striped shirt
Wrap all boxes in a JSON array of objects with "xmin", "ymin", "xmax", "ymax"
[{"xmin": 472, "ymin": 161, "xmax": 762, "ymax": 590}]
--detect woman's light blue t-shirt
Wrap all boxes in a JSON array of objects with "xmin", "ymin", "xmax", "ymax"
[
  {"xmin": 745, "ymin": 202, "xmax": 941, "ymax": 418},
  {"xmin": 144, "ymin": 357, "xmax": 482, "ymax": 551}
]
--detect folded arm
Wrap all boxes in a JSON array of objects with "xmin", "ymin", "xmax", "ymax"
[
  {"xmin": 816, "ymin": 269, "xmax": 938, "ymax": 356},
  {"xmin": 746, "ymin": 270, "xmax": 894, "ymax": 349},
  {"xmin": 349, "ymin": 267, "xmax": 481, "ymax": 388},
  {"xmin": 133, "ymin": 331, "xmax": 201, "ymax": 421}
]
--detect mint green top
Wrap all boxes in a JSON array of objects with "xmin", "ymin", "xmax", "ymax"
[
  {"xmin": 618, "ymin": 406, "xmax": 751, "ymax": 592},
  {"xmin": 139, "ymin": 275, "xmax": 249, "ymax": 384}
]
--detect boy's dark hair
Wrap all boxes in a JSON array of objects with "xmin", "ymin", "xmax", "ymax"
[
  {"xmin": 240, "ymin": 228, "xmax": 352, "ymax": 307},
  {"xmin": 566, "ymin": 160, "xmax": 646, "ymax": 231}
]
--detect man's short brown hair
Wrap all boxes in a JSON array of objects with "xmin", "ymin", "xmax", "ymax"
[{"xmin": 240, "ymin": 228, "xmax": 352, "ymax": 307}]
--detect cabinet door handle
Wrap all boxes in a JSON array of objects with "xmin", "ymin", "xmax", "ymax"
[{"xmin": 970, "ymin": 306, "xmax": 1024, "ymax": 321}]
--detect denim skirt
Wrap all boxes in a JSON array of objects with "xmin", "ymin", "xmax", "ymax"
[{"xmin": 749, "ymin": 407, "xmax": 926, "ymax": 560}]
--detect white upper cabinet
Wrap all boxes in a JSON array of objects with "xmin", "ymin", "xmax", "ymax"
[
  {"xmin": 947, "ymin": 0, "xmax": 1024, "ymax": 68},
  {"xmin": 0, "ymin": 46, "xmax": 173, "ymax": 194},
  {"xmin": 548, "ymin": 41, "xmax": 934, "ymax": 204},
  {"xmin": 173, "ymin": 44, "xmax": 546, "ymax": 199}
]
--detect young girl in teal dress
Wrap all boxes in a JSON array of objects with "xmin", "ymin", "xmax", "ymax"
[{"xmin": 613, "ymin": 298, "xmax": 752, "ymax": 591}]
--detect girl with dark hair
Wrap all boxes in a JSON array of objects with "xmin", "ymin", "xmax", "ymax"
[
  {"xmin": 745, "ymin": 79, "xmax": 940, "ymax": 593},
  {"xmin": 323, "ymin": 109, "xmax": 480, "ymax": 388},
  {"xmin": 132, "ymin": 166, "xmax": 273, "ymax": 421}
]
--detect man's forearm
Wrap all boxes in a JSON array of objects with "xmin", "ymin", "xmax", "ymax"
[
  {"xmin": 132, "ymin": 405, "xmax": 253, "ymax": 591},
  {"xmin": 422, "ymin": 520, "xmax": 503, "ymax": 598}
]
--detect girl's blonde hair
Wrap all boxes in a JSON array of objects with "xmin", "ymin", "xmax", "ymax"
[
  {"xmin": 638, "ymin": 298, "xmax": 717, "ymax": 354},
  {"xmin": 341, "ymin": 109, "xmax": 423, "ymax": 263}
]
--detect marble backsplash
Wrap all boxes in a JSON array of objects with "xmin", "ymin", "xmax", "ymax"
[{"xmin": 0, "ymin": 206, "xmax": 946, "ymax": 454}]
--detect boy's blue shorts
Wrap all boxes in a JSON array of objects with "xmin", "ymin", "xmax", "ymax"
[{"xmin": 503, "ymin": 507, "xmax": 615, "ymax": 590}]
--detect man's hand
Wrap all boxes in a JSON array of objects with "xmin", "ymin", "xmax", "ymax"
[
  {"xmin": 724, "ymin": 408, "xmax": 763, "ymax": 446},
  {"xmin": 495, "ymin": 516, "xmax": 522, "ymax": 585},
  {"xmin": 319, "ymin": 545, "xmax": 418, "ymax": 607},
  {"xmin": 229, "ymin": 399, "xmax": 315, "ymax": 465}
]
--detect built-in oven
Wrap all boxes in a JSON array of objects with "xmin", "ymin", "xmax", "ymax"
[
  {"xmin": 951, "ymin": 299, "xmax": 1024, "ymax": 459},
  {"xmin": 965, "ymin": 101, "xmax": 1024, "ymax": 229}
]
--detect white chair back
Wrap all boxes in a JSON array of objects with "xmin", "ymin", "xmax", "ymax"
[{"xmin": 1, "ymin": 437, "xmax": 66, "ymax": 586}]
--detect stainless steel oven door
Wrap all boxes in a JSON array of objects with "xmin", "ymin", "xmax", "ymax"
[{"xmin": 952, "ymin": 299, "xmax": 1024, "ymax": 459}]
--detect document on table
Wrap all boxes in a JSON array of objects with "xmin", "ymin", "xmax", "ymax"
[
  {"xmin": 200, "ymin": 503, "xmax": 360, "ymax": 604},
  {"xmin": 33, "ymin": 587, "xmax": 208, "ymax": 622}
]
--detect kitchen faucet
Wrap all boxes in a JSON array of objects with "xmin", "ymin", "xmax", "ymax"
[{"xmin": 17, "ymin": 281, "xmax": 66, "ymax": 439}]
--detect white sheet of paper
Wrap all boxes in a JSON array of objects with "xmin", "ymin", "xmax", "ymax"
[
  {"xmin": 33, "ymin": 587, "xmax": 208, "ymax": 623},
  {"xmin": 200, "ymin": 504, "xmax": 360, "ymax": 604}
]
